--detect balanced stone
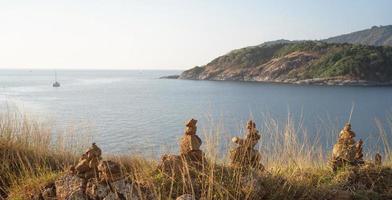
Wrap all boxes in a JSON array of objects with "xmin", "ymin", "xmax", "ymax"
[
  {"xmin": 229, "ymin": 120, "xmax": 264, "ymax": 170},
  {"xmin": 71, "ymin": 143, "xmax": 102, "ymax": 179},
  {"xmin": 180, "ymin": 118, "xmax": 202, "ymax": 154},
  {"xmin": 180, "ymin": 118, "xmax": 204, "ymax": 164},
  {"xmin": 158, "ymin": 118, "xmax": 205, "ymax": 176},
  {"xmin": 331, "ymin": 123, "xmax": 364, "ymax": 171}
]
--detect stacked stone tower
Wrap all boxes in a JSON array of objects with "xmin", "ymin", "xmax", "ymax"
[{"xmin": 230, "ymin": 120, "xmax": 264, "ymax": 170}]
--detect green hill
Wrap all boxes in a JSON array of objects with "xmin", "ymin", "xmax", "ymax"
[
  {"xmin": 179, "ymin": 41, "xmax": 392, "ymax": 85},
  {"xmin": 323, "ymin": 25, "xmax": 392, "ymax": 47}
]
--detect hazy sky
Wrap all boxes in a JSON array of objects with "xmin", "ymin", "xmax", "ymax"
[{"xmin": 0, "ymin": 0, "xmax": 391, "ymax": 70}]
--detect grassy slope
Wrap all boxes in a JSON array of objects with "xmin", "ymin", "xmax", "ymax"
[{"xmin": 1, "ymin": 112, "xmax": 392, "ymax": 200}]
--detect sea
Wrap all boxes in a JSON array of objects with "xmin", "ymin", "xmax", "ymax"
[{"xmin": 1, "ymin": 70, "xmax": 392, "ymax": 156}]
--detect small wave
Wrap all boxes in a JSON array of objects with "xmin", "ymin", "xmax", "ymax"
[
  {"xmin": 75, "ymin": 78, "xmax": 124, "ymax": 86},
  {"xmin": 0, "ymin": 98, "xmax": 47, "ymax": 116},
  {"xmin": 3, "ymin": 86, "xmax": 47, "ymax": 93}
]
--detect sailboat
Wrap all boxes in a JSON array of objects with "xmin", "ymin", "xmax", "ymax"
[{"xmin": 53, "ymin": 71, "xmax": 61, "ymax": 87}]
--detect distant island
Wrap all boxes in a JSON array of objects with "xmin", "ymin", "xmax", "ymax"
[{"xmin": 164, "ymin": 25, "xmax": 392, "ymax": 86}]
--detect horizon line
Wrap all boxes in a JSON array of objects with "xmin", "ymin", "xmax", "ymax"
[{"xmin": 0, "ymin": 67, "xmax": 186, "ymax": 71}]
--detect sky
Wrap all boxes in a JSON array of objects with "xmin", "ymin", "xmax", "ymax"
[{"xmin": 0, "ymin": 0, "xmax": 391, "ymax": 70}]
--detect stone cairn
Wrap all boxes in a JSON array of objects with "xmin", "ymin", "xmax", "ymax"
[
  {"xmin": 158, "ymin": 118, "xmax": 205, "ymax": 177},
  {"xmin": 180, "ymin": 118, "xmax": 204, "ymax": 165},
  {"xmin": 37, "ymin": 143, "xmax": 145, "ymax": 200},
  {"xmin": 70, "ymin": 143, "xmax": 102, "ymax": 179},
  {"xmin": 330, "ymin": 123, "xmax": 365, "ymax": 172},
  {"xmin": 229, "ymin": 120, "xmax": 264, "ymax": 171}
]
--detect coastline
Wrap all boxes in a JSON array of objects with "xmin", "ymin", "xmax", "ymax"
[{"xmin": 162, "ymin": 75, "xmax": 392, "ymax": 86}]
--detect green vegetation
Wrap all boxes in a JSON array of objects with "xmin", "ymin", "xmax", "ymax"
[
  {"xmin": 276, "ymin": 41, "xmax": 392, "ymax": 80},
  {"xmin": 1, "ymin": 111, "xmax": 392, "ymax": 199}
]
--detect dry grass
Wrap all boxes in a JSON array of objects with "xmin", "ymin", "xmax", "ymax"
[
  {"xmin": 0, "ymin": 111, "xmax": 90, "ymax": 199},
  {"xmin": 1, "ymin": 110, "xmax": 392, "ymax": 199}
]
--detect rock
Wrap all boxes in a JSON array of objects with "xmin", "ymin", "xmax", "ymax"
[
  {"xmin": 71, "ymin": 143, "xmax": 103, "ymax": 179},
  {"xmin": 55, "ymin": 174, "xmax": 87, "ymax": 200},
  {"xmin": 158, "ymin": 154, "xmax": 184, "ymax": 177},
  {"xmin": 176, "ymin": 194, "xmax": 194, "ymax": 200},
  {"xmin": 98, "ymin": 160, "xmax": 123, "ymax": 182},
  {"xmin": 159, "ymin": 118, "xmax": 205, "ymax": 176},
  {"xmin": 48, "ymin": 145, "xmax": 152, "ymax": 200},
  {"xmin": 41, "ymin": 182, "xmax": 56, "ymax": 200},
  {"xmin": 182, "ymin": 150, "xmax": 204, "ymax": 165},
  {"xmin": 179, "ymin": 119, "xmax": 206, "ymax": 171},
  {"xmin": 330, "ymin": 123, "xmax": 364, "ymax": 171},
  {"xmin": 375, "ymin": 153, "xmax": 382, "ymax": 166},
  {"xmin": 110, "ymin": 178, "xmax": 139, "ymax": 199},
  {"xmin": 67, "ymin": 189, "xmax": 87, "ymax": 200},
  {"xmin": 86, "ymin": 179, "xmax": 110, "ymax": 199},
  {"xmin": 86, "ymin": 178, "xmax": 140, "ymax": 200},
  {"xmin": 55, "ymin": 145, "xmax": 142, "ymax": 200},
  {"xmin": 180, "ymin": 119, "xmax": 202, "ymax": 155},
  {"xmin": 57, "ymin": 174, "xmax": 142, "ymax": 200},
  {"xmin": 230, "ymin": 147, "xmax": 262, "ymax": 169},
  {"xmin": 229, "ymin": 120, "xmax": 264, "ymax": 170}
]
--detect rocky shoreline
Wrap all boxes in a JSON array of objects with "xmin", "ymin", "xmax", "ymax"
[{"xmin": 161, "ymin": 75, "xmax": 392, "ymax": 86}]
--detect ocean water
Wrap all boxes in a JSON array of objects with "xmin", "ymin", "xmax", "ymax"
[{"xmin": 1, "ymin": 70, "xmax": 392, "ymax": 155}]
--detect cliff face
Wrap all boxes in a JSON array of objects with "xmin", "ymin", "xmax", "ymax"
[{"xmin": 179, "ymin": 41, "xmax": 392, "ymax": 85}]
